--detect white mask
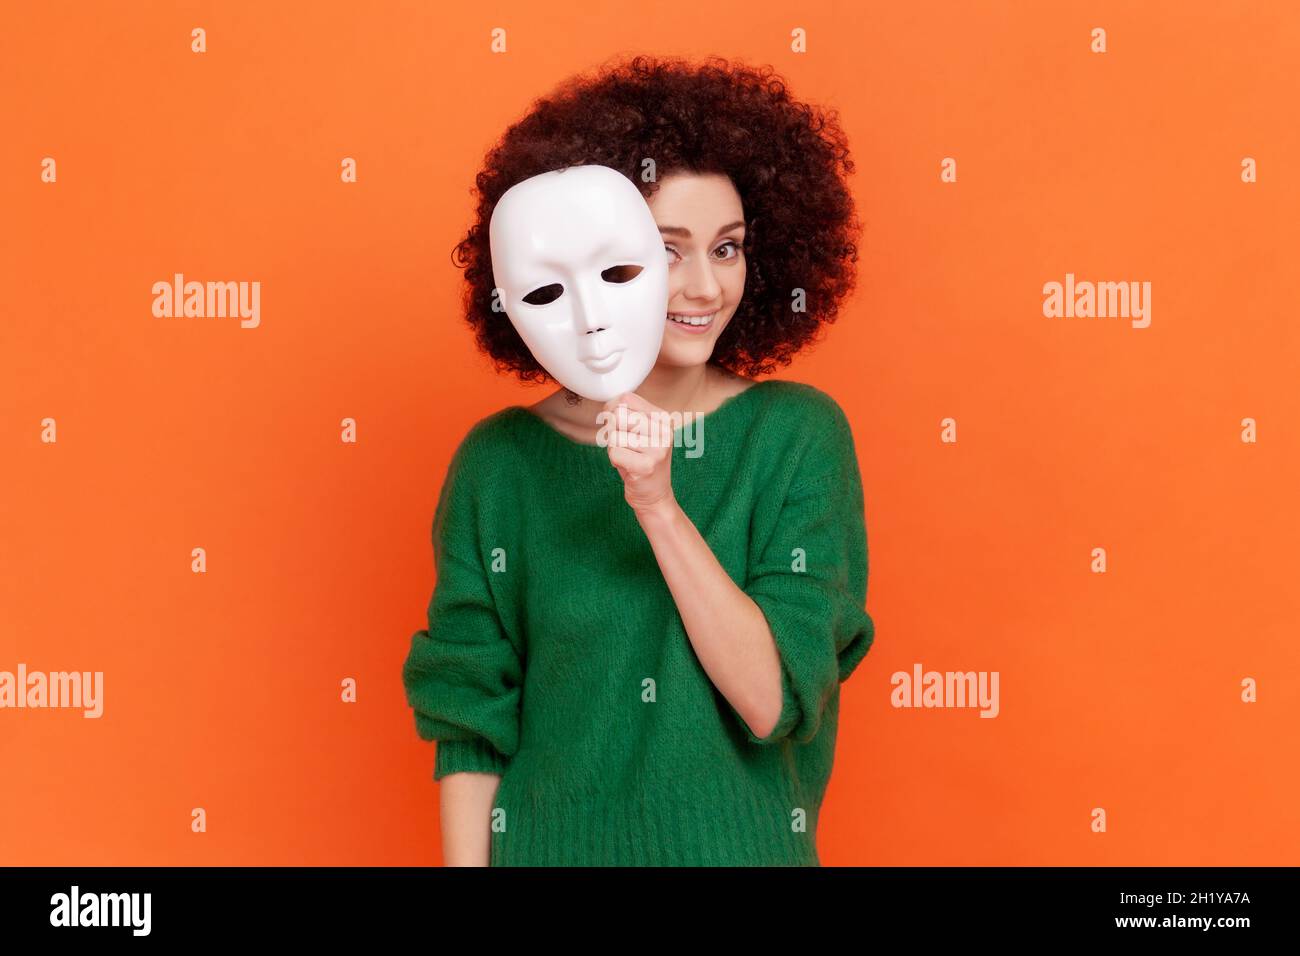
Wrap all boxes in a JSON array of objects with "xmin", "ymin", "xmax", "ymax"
[{"xmin": 489, "ymin": 165, "xmax": 667, "ymax": 402}]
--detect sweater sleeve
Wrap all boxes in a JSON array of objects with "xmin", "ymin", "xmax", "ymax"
[
  {"xmin": 402, "ymin": 439, "xmax": 524, "ymax": 780},
  {"xmin": 731, "ymin": 402, "xmax": 875, "ymax": 746}
]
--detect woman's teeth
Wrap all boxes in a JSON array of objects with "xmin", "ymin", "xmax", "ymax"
[{"xmin": 667, "ymin": 311, "xmax": 717, "ymax": 327}]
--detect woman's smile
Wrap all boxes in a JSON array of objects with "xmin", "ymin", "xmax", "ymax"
[{"xmin": 666, "ymin": 309, "xmax": 719, "ymax": 333}]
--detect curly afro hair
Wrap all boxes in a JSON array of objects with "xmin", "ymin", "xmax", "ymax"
[{"xmin": 452, "ymin": 53, "xmax": 860, "ymax": 383}]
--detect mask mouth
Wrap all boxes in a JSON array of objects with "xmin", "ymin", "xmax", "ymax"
[{"xmin": 581, "ymin": 349, "xmax": 625, "ymax": 373}]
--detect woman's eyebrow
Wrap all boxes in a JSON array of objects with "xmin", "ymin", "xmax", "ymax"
[{"xmin": 659, "ymin": 220, "xmax": 746, "ymax": 239}]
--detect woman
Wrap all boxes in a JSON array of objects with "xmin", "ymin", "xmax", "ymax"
[{"xmin": 403, "ymin": 53, "xmax": 875, "ymax": 866}]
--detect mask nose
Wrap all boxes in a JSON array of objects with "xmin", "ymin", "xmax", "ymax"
[{"xmin": 571, "ymin": 276, "xmax": 607, "ymax": 335}]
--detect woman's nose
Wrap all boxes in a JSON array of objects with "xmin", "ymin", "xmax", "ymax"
[{"xmin": 681, "ymin": 254, "xmax": 721, "ymax": 300}]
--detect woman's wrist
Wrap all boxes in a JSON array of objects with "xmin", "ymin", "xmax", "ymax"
[{"xmin": 631, "ymin": 493, "xmax": 681, "ymax": 529}]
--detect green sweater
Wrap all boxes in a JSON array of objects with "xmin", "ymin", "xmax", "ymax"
[{"xmin": 402, "ymin": 379, "xmax": 875, "ymax": 866}]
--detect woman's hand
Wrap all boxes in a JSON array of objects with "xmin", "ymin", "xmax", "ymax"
[{"xmin": 602, "ymin": 391, "xmax": 677, "ymax": 518}]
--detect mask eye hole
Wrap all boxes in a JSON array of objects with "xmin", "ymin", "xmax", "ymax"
[
  {"xmin": 522, "ymin": 283, "xmax": 563, "ymax": 305},
  {"xmin": 601, "ymin": 264, "xmax": 643, "ymax": 284}
]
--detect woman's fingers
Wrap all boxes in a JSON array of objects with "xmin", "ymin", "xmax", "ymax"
[{"xmin": 602, "ymin": 392, "xmax": 674, "ymax": 449}]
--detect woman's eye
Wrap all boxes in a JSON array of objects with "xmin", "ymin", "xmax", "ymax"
[{"xmin": 664, "ymin": 242, "xmax": 739, "ymax": 264}]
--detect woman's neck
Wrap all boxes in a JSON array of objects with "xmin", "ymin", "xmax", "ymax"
[
  {"xmin": 530, "ymin": 364, "xmax": 750, "ymax": 442},
  {"xmin": 623, "ymin": 363, "xmax": 716, "ymax": 417}
]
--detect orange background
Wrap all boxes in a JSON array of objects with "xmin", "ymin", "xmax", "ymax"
[{"xmin": 2, "ymin": 0, "xmax": 1297, "ymax": 865}]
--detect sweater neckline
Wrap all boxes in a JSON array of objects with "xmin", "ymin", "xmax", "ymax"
[{"xmin": 507, "ymin": 378, "xmax": 775, "ymax": 453}]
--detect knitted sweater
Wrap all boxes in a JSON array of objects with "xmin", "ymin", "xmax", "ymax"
[{"xmin": 401, "ymin": 379, "xmax": 875, "ymax": 866}]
